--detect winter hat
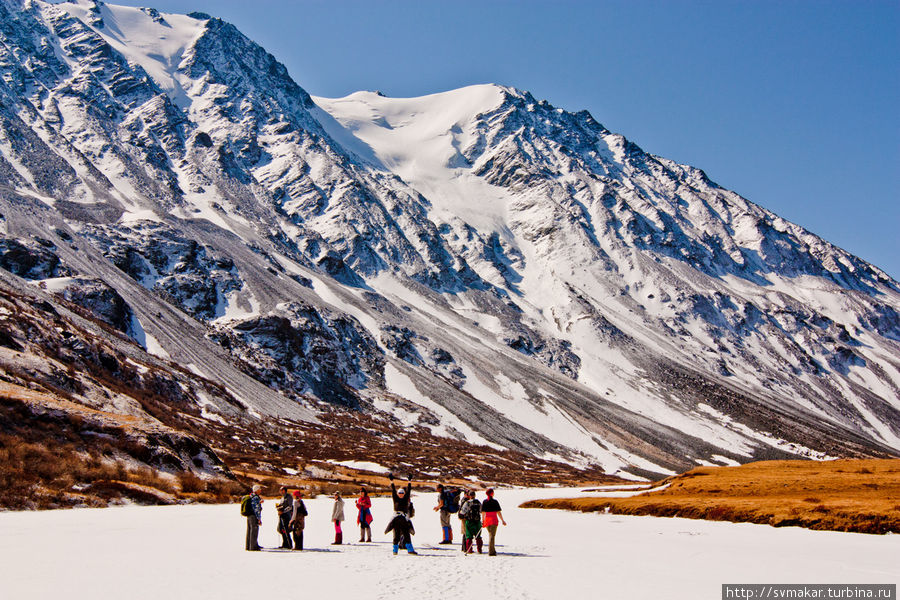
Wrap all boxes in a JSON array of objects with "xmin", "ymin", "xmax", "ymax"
[
  {"xmin": 292, "ymin": 490, "xmax": 302, "ymax": 498},
  {"xmin": 486, "ymin": 489, "xmax": 494, "ymax": 497},
  {"xmin": 397, "ymin": 488, "xmax": 406, "ymax": 495}
]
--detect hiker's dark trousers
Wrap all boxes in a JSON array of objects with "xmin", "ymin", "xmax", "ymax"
[
  {"xmin": 246, "ymin": 516, "xmax": 260, "ymax": 550},
  {"xmin": 390, "ymin": 516, "xmax": 412, "ymax": 547},
  {"xmin": 279, "ymin": 513, "xmax": 292, "ymax": 548}
]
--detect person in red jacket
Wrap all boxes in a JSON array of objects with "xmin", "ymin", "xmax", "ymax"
[
  {"xmin": 481, "ymin": 488, "xmax": 507, "ymax": 556},
  {"xmin": 356, "ymin": 486, "xmax": 373, "ymax": 542}
]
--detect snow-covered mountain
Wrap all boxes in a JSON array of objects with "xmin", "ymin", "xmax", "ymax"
[{"xmin": 1, "ymin": 0, "xmax": 898, "ymax": 478}]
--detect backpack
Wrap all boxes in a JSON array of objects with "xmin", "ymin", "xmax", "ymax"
[
  {"xmin": 443, "ymin": 490, "xmax": 460, "ymax": 514},
  {"xmin": 240, "ymin": 494, "xmax": 253, "ymax": 517},
  {"xmin": 460, "ymin": 498, "xmax": 481, "ymax": 521}
]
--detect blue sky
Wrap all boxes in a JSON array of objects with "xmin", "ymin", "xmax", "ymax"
[{"xmin": 104, "ymin": 0, "xmax": 899, "ymax": 279}]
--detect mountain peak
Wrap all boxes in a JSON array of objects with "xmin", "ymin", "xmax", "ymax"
[
  {"xmin": 319, "ymin": 83, "xmax": 510, "ymax": 112},
  {"xmin": 54, "ymin": 0, "xmax": 207, "ymax": 103},
  {"xmin": 311, "ymin": 83, "xmax": 511, "ymax": 175}
]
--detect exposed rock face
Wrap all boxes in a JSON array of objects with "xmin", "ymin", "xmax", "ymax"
[
  {"xmin": 45, "ymin": 276, "xmax": 134, "ymax": 333},
  {"xmin": 0, "ymin": 237, "xmax": 73, "ymax": 280},
  {"xmin": 78, "ymin": 222, "xmax": 243, "ymax": 321},
  {"xmin": 0, "ymin": 1, "xmax": 897, "ymax": 477},
  {"xmin": 208, "ymin": 302, "xmax": 384, "ymax": 407}
]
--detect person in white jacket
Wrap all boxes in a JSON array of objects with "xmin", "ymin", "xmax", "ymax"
[{"xmin": 331, "ymin": 491, "xmax": 345, "ymax": 545}]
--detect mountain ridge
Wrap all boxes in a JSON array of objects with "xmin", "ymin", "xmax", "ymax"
[{"xmin": 0, "ymin": 1, "xmax": 898, "ymax": 484}]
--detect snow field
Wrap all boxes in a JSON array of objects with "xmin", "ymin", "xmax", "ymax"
[
  {"xmin": 1, "ymin": 488, "xmax": 897, "ymax": 600},
  {"xmin": 59, "ymin": 1, "xmax": 207, "ymax": 107}
]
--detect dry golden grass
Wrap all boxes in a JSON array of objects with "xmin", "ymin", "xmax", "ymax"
[
  {"xmin": 521, "ymin": 459, "xmax": 900, "ymax": 534},
  {"xmin": 0, "ymin": 387, "xmax": 248, "ymax": 509}
]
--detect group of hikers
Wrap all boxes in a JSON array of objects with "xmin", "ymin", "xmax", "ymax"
[{"xmin": 241, "ymin": 474, "xmax": 507, "ymax": 556}]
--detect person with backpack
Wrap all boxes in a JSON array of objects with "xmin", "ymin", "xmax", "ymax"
[
  {"xmin": 458, "ymin": 489, "xmax": 483, "ymax": 554},
  {"xmin": 384, "ymin": 473, "xmax": 417, "ymax": 555},
  {"xmin": 456, "ymin": 488, "xmax": 470, "ymax": 551},
  {"xmin": 434, "ymin": 483, "xmax": 460, "ymax": 544},
  {"xmin": 276, "ymin": 486, "xmax": 293, "ymax": 549},
  {"xmin": 288, "ymin": 490, "xmax": 308, "ymax": 551},
  {"xmin": 241, "ymin": 484, "xmax": 263, "ymax": 551},
  {"xmin": 456, "ymin": 488, "xmax": 469, "ymax": 552},
  {"xmin": 356, "ymin": 487, "xmax": 373, "ymax": 542},
  {"xmin": 481, "ymin": 488, "xmax": 507, "ymax": 556},
  {"xmin": 331, "ymin": 491, "xmax": 345, "ymax": 545}
]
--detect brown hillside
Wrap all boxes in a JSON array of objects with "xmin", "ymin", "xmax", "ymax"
[
  {"xmin": 520, "ymin": 459, "xmax": 900, "ymax": 534},
  {"xmin": 0, "ymin": 378, "xmax": 621, "ymax": 510},
  {"xmin": 0, "ymin": 277, "xmax": 622, "ymax": 510}
]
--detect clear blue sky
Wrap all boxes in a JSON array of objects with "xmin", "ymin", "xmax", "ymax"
[{"xmin": 104, "ymin": 0, "xmax": 900, "ymax": 280}]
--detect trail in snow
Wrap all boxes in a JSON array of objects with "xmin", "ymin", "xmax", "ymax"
[{"xmin": 0, "ymin": 488, "xmax": 896, "ymax": 600}]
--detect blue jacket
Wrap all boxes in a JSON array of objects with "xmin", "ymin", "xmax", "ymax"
[{"xmin": 250, "ymin": 493, "xmax": 263, "ymax": 521}]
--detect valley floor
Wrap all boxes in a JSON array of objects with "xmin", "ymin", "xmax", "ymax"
[{"xmin": 0, "ymin": 487, "xmax": 897, "ymax": 599}]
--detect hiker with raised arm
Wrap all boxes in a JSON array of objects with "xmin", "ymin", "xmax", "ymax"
[
  {"xmin": 356, "ymin": 487, "xmax": 373, "ymax": 542},
  {"xmin": 434, "ymin": 483, "xmax": 460, "ymax": 544},
  {"xmin": 481, "ymin": 488, "xmax": 507, "ymax": 556},
  {"xmin": 384, "ymin": 473, "xmax": 417, "ymax": 555}
]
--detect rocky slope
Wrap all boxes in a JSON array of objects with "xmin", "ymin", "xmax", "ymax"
[{"xmin": 0, "ymin": 0, "xmax": 898, "ymax": 482}]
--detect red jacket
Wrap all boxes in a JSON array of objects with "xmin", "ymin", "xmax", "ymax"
[
  {"xmin": 482, "ymin": 497, "xmax": 501, "ymax": 526},
  {"xmin": 356, "ymin": 495, "xmax": 373, "ymax": 524}
]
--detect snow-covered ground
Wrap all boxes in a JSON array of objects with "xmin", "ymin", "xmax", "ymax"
[{"xmin": 1, "ymin": 488, "xmax": 896, "ymax": 599}]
